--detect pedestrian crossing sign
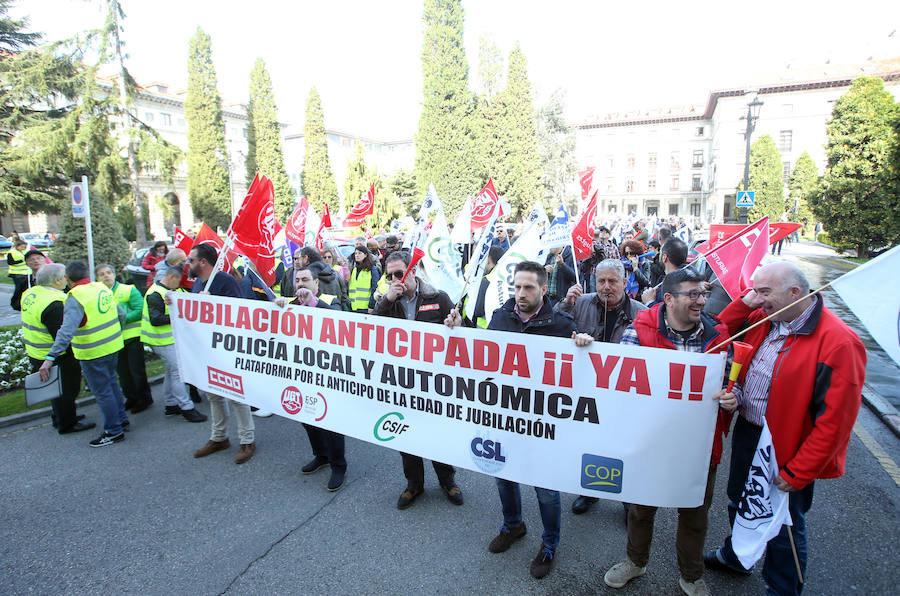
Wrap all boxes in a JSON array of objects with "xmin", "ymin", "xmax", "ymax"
[{"xmin": 736, "ymin": 191, "xmax": 755, "ymax": 207}]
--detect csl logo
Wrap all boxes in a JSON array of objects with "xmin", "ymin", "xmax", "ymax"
[
  {"xmin": 373, "ymin": 412, "xmax": 408, "ymax": 442},
  {"xmin": 208, "ymin": 367, "xmax": 244, "ymax": 396},
  {"xmin": 581, "ymin": 454, "xmax": 623, "ymax": 494},
  {"xmin": 281, "ymin": 386, "xmax": 302, "ymax": 415},
  {"xmin": 470, "ymin": 434, "xmax": 507, "ymax": 474},
  {"xmin": 97, "ymin": 289, "xmax": 113, "ymax": 314}
]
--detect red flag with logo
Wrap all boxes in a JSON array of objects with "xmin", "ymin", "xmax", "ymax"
[
  {"xmin": 315, "ymin": 203, "xmax": 332, "ymax": 251},
  {"xmin": 343, "ymin": 184, "xmax": 374, "ymax": 228},
  {"xmin": 702, "ymin": 216, "xmax": 770, "ymax": 300},
  {"xmin": 470, "ymin": 179, "xmax": 505, "ymax": 231},
  {"xmin": 225, "ymin": 174, "xmax": 280, "ymax": 286},
  {"xmin": 571, "ymin": 190, "xmax": 598, "ymax": 260},
  {"xmin": 284, "ymin": 197, "xmax": 310, "ymax": 245},
  {"xmin": 578, "ymin": 167, "xmax": 595, "ymax": 202},
  {"xmin": 173, "ymin": 226, "xmax": 193, "ymax": 254}
]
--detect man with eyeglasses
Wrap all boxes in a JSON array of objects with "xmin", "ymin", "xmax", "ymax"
[
  {"xmin": 604, "ymin": 267, "xmax": 736, "ymax": 596},
  {"xmin": 373, "ymin": 251, "xmax": 464, "ymax": 510}
]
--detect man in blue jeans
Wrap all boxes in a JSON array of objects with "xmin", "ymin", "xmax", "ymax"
[{"xmin": 39, "ymin": 260, "xmax": 129, "ymax": 447}]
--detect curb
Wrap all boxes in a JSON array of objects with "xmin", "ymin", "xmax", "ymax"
[
  {"xmin": 0, "ymin": 373, "xmax": 165, "ymax": 430},
  {"xmin": 862, "ymin": 384, "xmax": 900, "ymax": 440}
]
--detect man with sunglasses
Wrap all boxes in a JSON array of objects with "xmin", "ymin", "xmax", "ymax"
[
  {"xmin": 604, "ymin": 267, "xmax": 735, "ymax": 596},
  {"xmin": 373, "ymin": 251, "xmax": 464, "ymax": 510}
]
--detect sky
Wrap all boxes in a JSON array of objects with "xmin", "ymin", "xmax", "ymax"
[{"xmin": 11, "ymin": 0, "xmax": 899, "ymax": 140}]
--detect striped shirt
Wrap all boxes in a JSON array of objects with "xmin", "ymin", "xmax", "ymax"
[{"xmin": 738, "ymin": 295, "xmax": 819, "ymax": 425}]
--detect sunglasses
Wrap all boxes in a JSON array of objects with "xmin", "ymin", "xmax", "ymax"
[
  {"xmin": 323, "ymin": 254, "xmax": 333, "ymax": 259},
  {"xmin": 387, "ymin": 270, "xmax": 406, "ymax": 280}
]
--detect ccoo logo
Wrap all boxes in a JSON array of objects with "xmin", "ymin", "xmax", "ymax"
[
  {"xmin": 470, "ymin": 432, "xmax": 507, "ymax": 473},
  {"xmin": 581, "ymin": 454, "xmax": 623, "ymax": 494},
  {"xmin": 373, "ymin": 412, "xmax": 408, "ymax": 442}
]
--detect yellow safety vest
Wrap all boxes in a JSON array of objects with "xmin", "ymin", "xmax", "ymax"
[
  {"xmin": 112, "ymin": 282, "xmax": 141, "ymax": 341},
  {"xmin": 319, "ymin": 293, "xmax": 337, "ymax": 306},
  {"xmin": 8, "ymin": 248, "xmax": 29, "ymax": 276},
  {"xmin": 69, "ymin": 282, "xmax": 124, "ymax": 360},
  {"xmin": 349, "ymin": 268, "xmax": 373, "ymax": 312},
  {"xmin": 20, "ymin": 285, "xmax": 65, "ymax": 359},
  {"xmin": 141, "ymin": 283, "xmax": 176, "ymax": 346}
]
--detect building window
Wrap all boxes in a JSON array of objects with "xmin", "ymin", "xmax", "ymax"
[
  {"xmin": 695, "ymin": 126, "xmax": 705, "ymax": 137},
  {"xmin": 144, "ymin": 112, "xmax": 154, "ymax": 122},
  {"xmin": 648, "ymin": 153, "xmax": 657, "ymax": 169},
  {"xmin": 607, "ymin": 155, "xmax": 614, "ymax": 168},
  {"xmin": 690, "ymin": 203, "xmax": 701, "ymax": 217},
  {"xmin": 647, "ymin": 205, "xmax": 658, "ymax": 216},
  {"xmin": 627, "ymin": 154, "xmax": 635, "ymax": 169},
  {"xmin": 779, "ymin": 130, "xmax": 792, "ymax": 152},
  {"xmin": 670, "ymin": 175, "xmax": 679, "ymax": 191},
  {"xmin": 160, "ymin": 113, "xmax": 171, "ymax": 126},
  {"xmin": 627, "ymin": 204, "xmax": 637, "ymax": 215},
  {"xmin": 669, "ymin": 203, "xmax": 679, "ymax": 216},
  {"xmin": 692, "ymin": 174, "xmax": 702, "ymax": 191},
  {"xmin": 782, "ymin": 161, "xmax": 791, "ymax": 185},
  {"xmin": 692, "ymin": 150, "xmax": 703, "ymax": 168},
  {"xmin": 242, "ymin": 127, "xmax": 248, "ymax": 138},
  {"xmin": 606, "ymin": 178, "xmax": 614, "ymax": 193},
  {"xmin": 625, "ymin": 178, "xmax": 634, "ymax": 192},
  {"xmin": 648, "ymin": 178, "xmax": 656, "ymax": 191},
  {"xmin": 670, "ymin": 151, "xmax": 680, "ymax": 169},
  {"xmin": 177, "ymin": 118, "xmax": 186, "ymax": 127}
]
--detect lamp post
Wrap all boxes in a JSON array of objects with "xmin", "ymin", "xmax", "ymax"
[{"xmin": 739, "ymin": 93, "xmax": 764, "ymax": 223}]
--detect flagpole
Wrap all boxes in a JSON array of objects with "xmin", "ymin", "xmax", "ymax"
[
  {"xmin": 787, "ymin": 526, "xmax": 804, "ymax": 584},
  {"xmin": 704, "ymin": 282, "xmax": 832, "ymax": 353},
  {"xmin": 203, "ymin": 235, "xmax": 233, "ymax": 293}
]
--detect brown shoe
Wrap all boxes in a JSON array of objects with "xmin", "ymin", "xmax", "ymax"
[
  {"xmin": 235, "ymin": 442, "xmax": 256, "ymax": 464},
  {"xmin": 194, "ymin": 438, "xmax": 230, "ymax": 458}
]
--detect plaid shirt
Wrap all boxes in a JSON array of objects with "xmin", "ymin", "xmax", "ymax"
[{"xmin": 602, "ymin": 241, "xmax": 620, "ymax": 260}]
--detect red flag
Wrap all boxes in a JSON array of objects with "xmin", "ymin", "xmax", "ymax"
[
  {"xmin": 315, "ymin": 204, "xmax": 332, "ymax": 251},
  {"xmin": 285, "ymin": 197, "xmax": 309, "ymax": 245},
  {"xmin": 578, "ymin": 167, "xmax": 595, "ymax": 202},
  {"xmin": 571, "ymin": 190, "xmax": 598, "ymax": 260},
  {"xmin": 705, "ymin": 222, "xmax": 802, "ymax": 252},
  {"xmin": 769, "ymin": 222, "xmax": 802, "ymax": 245},
  {"xmin": 192, "ymin": 223, "xmax": 231, "ymax": 274},
  {"xmin": 702, "ymin": 217, "xmax": 770, "ymax": 300},
  {"xmin": 226, "ymin": 174, "xmax": 279, "ymax": 286},
  {"xmin": 343, "ymin": 184, "xmax": 374, "ymax": 228},
  {"xmin": 173, "ymin": 226, "xmax": 193, "ymax": 254},
  {"xmin": 470, "ymin": 179, "xmax": 504, "ymax": 231}
]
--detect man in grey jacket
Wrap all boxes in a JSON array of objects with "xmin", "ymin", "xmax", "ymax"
[{"xmin": 555, "ymin": 258, "xmax": 646, "ymax": 514}]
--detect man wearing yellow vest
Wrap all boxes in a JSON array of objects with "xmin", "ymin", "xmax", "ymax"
[
  {"xmin": 22, "ymin": 263, "xmax": 95, "ymax": 434},
  {"xmin": 10, "ymin": 247, "xmax": 46, "ymax": 311},
  {"xmin": 142, "ymin": 266, "xmax": 207, "ymax": 423},
  {"xmin": 38, "ymin": 260, "xmax": 129, "ymax": 447},
  {"xmin": 97, "ymin": 264, "xmax": 154, "ymax": 414}
]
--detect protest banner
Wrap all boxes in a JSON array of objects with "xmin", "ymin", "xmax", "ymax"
[{"xmin": 171, "ymin": 293, "xmax": 726, "ymax": 508}]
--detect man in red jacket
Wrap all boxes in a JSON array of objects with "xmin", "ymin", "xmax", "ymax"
[{"xmin": 704, "ymin": 261, "xmax": 866, "ymax": 596}]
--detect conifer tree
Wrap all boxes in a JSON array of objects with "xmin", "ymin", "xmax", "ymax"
[
  {"xmin": 52, "ymin": 182, "xmax": 130, "ymax": 270},
  {"xmin": 185, "ymin": 28, "xmax": 230, "ymax": 230},
  {"xmin": 343, "ymin": 140, "xmax": 370, "ymax": 217},
  {"xmin": 810, "ymin": 76, "xmax": 900, "ymax": 256},
  {"xmin": 388, "ymin": 168, "xmax": 418, "ymax": 217},
  {"xmin": 415, "ymin": 0, "xmax": 479, "ymax": 217},
  {"xmin": 301, "ymin": 87, "xmax": 338, "ymax": 213},
  {"xmin": 788, "ymin": 152, "xmax": 819, "ymax": 233},
  {"xmin": 746, "ymin": 134, "xmax": 785, "ymax": 222},
  {"xmin": 248, "ymin": 58, "xmax": 294, "ymax": 222},
  {"xmin": 537, "ymin": 89, "xmax": 577, "ymax": 213}
]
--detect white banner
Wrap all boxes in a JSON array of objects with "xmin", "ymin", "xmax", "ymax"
[
  {"xmin": 481, "ymin": 220, "xmax": 546, "ymax": 324},
  {"xmin": 170, "ymin": 293, "xmax": 726, "ymax": 507}
]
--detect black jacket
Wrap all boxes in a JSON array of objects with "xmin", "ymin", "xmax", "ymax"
[
  {"xmin": 373, "ymin": 278, "xmax": 453, "ymax": 324},
  {"xmin": 488, "ymin": 296, "xmax": 577, "ymax": 338}
]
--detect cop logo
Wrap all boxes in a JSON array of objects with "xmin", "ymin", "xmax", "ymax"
[
  {"xmin": 373, "ymin": 412, "xmax": 408, "ymax": 442},
  {"xmin": 281, "ymin": 386, "xmax": 303, "ymax": 415},
  {"xmin": 581, "ymin": 454, "xmax": 624, "ymax": 494},
  {"xmin": 97, "ymin": 290, "xmax": 113, "ymax": 314},
  {"xmin": 470, "ymin": 432, "xmax": 507, "ymax": 473}
]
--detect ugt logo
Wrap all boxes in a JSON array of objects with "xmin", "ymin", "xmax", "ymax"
[{"xmin": 581, "ymin": 454, "xmax": 623, "ymax": 494}]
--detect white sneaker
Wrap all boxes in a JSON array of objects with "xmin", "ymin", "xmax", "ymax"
[
  {"xmin": 604, "ymin": 558, "xmax": 646, "ymax": 588},
  {"xmin": 252, "ymin": 409, "xmax": 274, "ymax": 418},
  {"xmin": 679, "ymin": 577, "xmax": 710, "ymax": 596}
]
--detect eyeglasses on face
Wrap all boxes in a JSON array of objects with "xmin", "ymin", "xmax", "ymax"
[
  {"xmin": 669, "ymin": 290, "xmax": 711, "ymax": 301},
  {"xmin": 387, "ymin": 270, "xmax": 406, "ymax": 280},
  {"xmin": 323, "ymin": 254, "xmax": 333, "ymax": 259}
]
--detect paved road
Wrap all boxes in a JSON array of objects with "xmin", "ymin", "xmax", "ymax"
[{"xmin": 1, "ymin": 382, "xmax": 898, "ymax": 595}]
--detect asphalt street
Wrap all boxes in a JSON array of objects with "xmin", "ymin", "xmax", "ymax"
[{"xmin": 1, "ymin": 384, "xmax": 898, "ymax": 595}]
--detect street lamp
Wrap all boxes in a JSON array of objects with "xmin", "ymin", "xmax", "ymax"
[{"xmin": 739, "ymin": 92, "xmax": 763, "ymax": 223}]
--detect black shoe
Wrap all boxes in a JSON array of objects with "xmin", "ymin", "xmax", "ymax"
[
  {"xmin": 441, "ymin": 483, "xmax": 464, "ymax": 506},
  {"xmin": 327, "ymin": 468, "xmax": 345, "ymax": 492},
  {"xmin": 89, "ymin": 432, "xmax": 125, "ymax": 447},
  {"xmin": 703, "ymin": 549, "xmax": 752, "ymax": 576},
  {"xmin": 76, "ymin": 414, "xmax": 85, "ymax": 421},
  {"xmin": 189, "ymin": 387, "xmax": 202, "ymax": 403},
  {"xmin": 130, "ymin": 400, "xmax": 152, "ymax": 414},
  {"xmin": 301, "ymin": 456, "xmax": 329, "ymax": 474},
  {"xmin": 164, "ymin": 405, "xmax": 182, "ymax": 416},
  {"xmin": 121, "ymin": 419, "xmax": 131, "ymax": 432},
  {"xmin": 529, "ymin": 543, "xmax": 556, "ymax": 579},
  {"xmin": 623, "ymin": 502, "xmax": 631, "ymax": 526},
  {"xmin": 397, "ymin": 487, "xmax": 423, "ymax": 510},
  {"xmin": 182, "ymin": 408, "xmax": 207, "ymax": 423},
  {"xmin": 488, "ymin": 523, "xmax": 527, "ymax": 553},
  {"xmin": 124, "ymin": 400, "xmax": 137, "ymax": 411},
  {"xmin": 58, "ymin": 421, "xmax": 96, "ymax": 435},
  {"xmin": 571, "ymin": 495, "xmax": 598, "ymax": 514}
]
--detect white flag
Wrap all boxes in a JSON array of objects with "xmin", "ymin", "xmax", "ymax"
[
  {"xmin": 830, "ymin": 244, "xmax": 900, "ymax": 367},
  {"xmin": 480, "ymin": 220, "xmax": 546, "ymax": 326},
  {"xmin": 675, "ymin": 224, "xmax": 691, "ymax": 244},
  {"xmin": 421, "ymin": 198, "xmax": 465, "ymax": 303},
  {"xmin": 418, "ymin": 183, "xmax": 441, "ymax": 220},
  {"xmin": 450, "ymin": 195, "xmax": 473, "ymax": 244},
  {"xmin": 731, "ymin": 420, "xmax": 792, "ymax": 570},
  {"xmin": 303, "ymin": 204, "xmax": 321, "ymax": 247},
  {"xmin": 542, "ymin": 203, "xmax": 573, "ymax": 249}
]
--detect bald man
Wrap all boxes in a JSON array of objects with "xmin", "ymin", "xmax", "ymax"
[{"xmin": 703, "ymin": 262, "xmax": 866, "ymax": 595}]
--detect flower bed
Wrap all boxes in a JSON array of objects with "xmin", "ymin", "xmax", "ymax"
[{"xmin": 0, "ymin": 328, "xmax": 30, "ymax": 390}]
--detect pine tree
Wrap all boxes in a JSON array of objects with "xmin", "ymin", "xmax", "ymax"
[
  {"xmin": 415, "ymin": 0, "xmax": 480, "ymax": 217},
  {"xmin": 301, "ymin": 87, "xmax": 338, "ymax": 213},
  {"xmin": 248, "ymin": 58, "xmax": 294, "ymax": 222},
  {"xmin": 745, "ymin": 134, "xmax": 785, "ymax": 222},
  {"xmin": 387, "ymin": 168, "xmax": 418, "ymax": 217},
  {"xmin": 496, "ymin": 45, "xmax": 542, "ymax": 220},
  {"xmin": 52, "ymin": 182, "xmax": 130, "ymax": 270},
  {"xmin": 343, "ymin": 140, "xmax": 370, "ymax": 217},
  {"xmin": 185, "ymin": 28, "xmax": 230, "ymax": 230},
  {"xmin": 537, "ymin": 89, "xmax": 578, "ymax": 214},
  {"xmin": 368, "ymin": 174, "xmax": 403, "ymax": 232},
  {"xmin": 810, "ymin": 76, "xmax": 900, "ymax": 256},
  {"xmin": 788, "ymin": 152, "xmax": 819, "ymax": 234}
]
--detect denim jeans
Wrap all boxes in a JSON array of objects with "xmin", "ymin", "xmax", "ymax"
[
  {"xmin": 496, "ymin": 478, "xmax": 561, "ymax": 550},
  {"xmin": 80, "ymin": 352, "xmax": 128, "ymax": 435}
]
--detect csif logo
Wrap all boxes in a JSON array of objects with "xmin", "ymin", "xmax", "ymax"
[
  {"xmin": 470, "ymin": 433, "xmax": 507, "ymax": 474},
  {"xmin": 373, "ymin": 412, "xmax": 408, "ymax": 442},
  {"xmin": 581, "ymin": 454, "xmax": 623, "ymax": 494},
  {"xmin": 208, "ymin": 367, "xmax": 244, "ymax": 396}
]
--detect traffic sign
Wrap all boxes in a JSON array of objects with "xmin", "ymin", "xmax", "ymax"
[
  {"xmin": 736, "ymin": 191, "xmax": 755, "ymax": 207},
  {"xmin": 71, "ymin": 182, "xmax": 87, "ymax": 218}
]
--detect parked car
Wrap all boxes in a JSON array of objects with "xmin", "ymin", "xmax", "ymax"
[
  {"xmin": 20, "ymin": 232, "xmax": 54, "ymax": 248},
  {"xmin": 0, "ymin": 236, "xmax": 12, "ymax": 250},
  {"xmin": 122, "ymin": 247, "xmax": 153, "ymax": 292}
]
